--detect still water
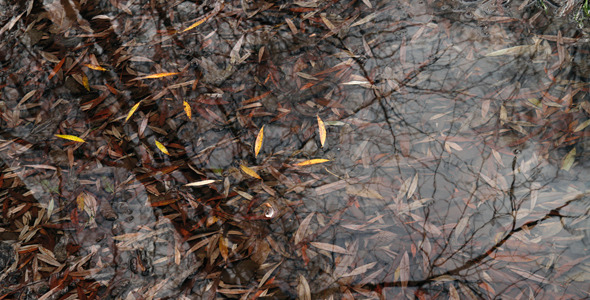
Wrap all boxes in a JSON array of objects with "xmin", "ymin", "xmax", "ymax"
[{"xmin": 1, "ymin": 0, "xmax": 589, "ymax": 298}]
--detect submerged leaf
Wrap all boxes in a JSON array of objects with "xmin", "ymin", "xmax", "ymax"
[
  {"xmin": 240, "ymin": 164, "xmax": 262, "ymax": 179},
  {"xmin": 317, "ymin": 115, "xmax": 326, "ymax": 147},
  {"xmin": 561, "ymin": 148, "xmax": 576, "ymax": 171},
  {"xmin": 310, "ymin": 242, "xmax": 349, "ymax": 254},
  {"xmin": 126, "ymin": 102, "xmax": 141, "ymax": 122},
  {"xmin": 294, "ymin": 159, "xmax": 330, "ymax": 166},
  {"xmin": 55, "ymin": 134, "xmax": 85, "ymax": 143},
  {"xmin": 255, "ymin": 125, "xmax": 264, "ymax": 157},
  {"xmin": 155, "ymin": 140, "xmax": 170, "ymax": 155},
  {"xmin": 183, "ymin": 101, "xmax": 192, "ymax": 119}
]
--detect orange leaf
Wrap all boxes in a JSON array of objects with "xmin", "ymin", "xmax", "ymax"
[
  {"xmin": 255, "ymin": 125, "xmax": 264, "ymax": 157},
  {"xmin": 133, "ymin": 72, "xmax": 179, "ymax": 80},
  {"xmin": 183, "ymin": 101, "xmax": 192, "ymax": 119},
  {"xmin": 125, "ymin": 102, "xmax": 140, "ymax": 122},
  {"xmin": 48, "ymin": 57, "xmax": 66, "ymax": 80},
  {"xmin": 182, "ymin": 16, "xmax": 210, "ymax": 32},
  {"xmin": 55, "ymin": 134, "xmax": 85, "ymax": 143},
  {"xmin": 294, "ymin": 159, "xmax": 330, "ymax": 166},
  {"xmin": 317, "ymin": 115, "xmax": 326, "ymax": 147},
  {"xmin": 240, "ymin": 164, "xmax": 261, "ymax": 179},
  {"xmin": 84, "ymin": 64, "xmax": 107, "ymax": 71},
  {"xmin": 82, "ymin": 73, "xmax": 90, "ymax": 91},
  {"xmin": 155, "ymin": 140, "xmax": 170, "ymax": 155}
]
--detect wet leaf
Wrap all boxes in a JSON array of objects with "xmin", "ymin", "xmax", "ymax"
[
  {"xmin": 125, "ymin": 102, "xmax": 141, "ymax": 122},
  {"xmin": 84, "ymin": 63, "xmax": 107, "ymax": 71},
  {"xmin": 133, "ymin": 72, "xmax": 179, "ymax": 80},
  {"xmin": 183, "ymin": 101, "xmax": 192, "ymax": 119},
  {"xmin": 82, "ymin": 73, "xmax": 90, "ymax": 91},
  {"xmin": 310, "ymin": 242, "xmax": 349, "ymax": 254},
  {"xmin": 48, "ymin": 56, "xmax": 66, "ymax": 80},
  {"xmin": 155, "ymin": 140, "xmax": 170, "ymax": 155},
  {"xmin": 55, "ymin": 134, "xmax": 85, "ymax": 143},
  {"xmin": 219, "ymin": 236, "xmax": 229, "ymax": 262},
  {"xmin": 317, "ymin": 115, "xmax": 326, "ymax": 147},
  {"xmin": 342, "ymin": 262, "xmax": 377, "ymax": 277},
  {"xmin": 182, "ymin": 16, "xmax": 210, "ymax": 32},
  {"xmin": 184, "ymin": 179, "xmax": 218, "ymax": 187},
  {"xmin": 574, "ymin": 119, "xmax": 590, "ymax": 132},
  {"xmin": 294, "ymin": 213, "xmax": 314, "ymax": 244},
  {"xmin": 561, "ymin": 148, "xmax": 576, "ymax": 171},
  {"xmin": 76, "ymin": 193, "xmax": 85, "ymax": 212},
  {"xmin": 449, "ymin": 284, "xmax": 460, "ymax": 300},
  {"xmin": 255, "ymin": 125, "xmax": 264, "ymax": 157},
  {"xmin": 398, "ymin": 251, "xmax": 410, "ymax": 288},
  {"xmin": 297, "ymin": 275, "xmax": 311, "ymax": 300},
  {"xmin": 240, "ymin": 164, "xmax": 262, "ymax": 179},
  {"xmin": 294, "ymin": 159, "xmax": 330, "ymax": 166},
  {"xmin": 407, "ymin": 173, "xmax": 418, "ymax": 199}
]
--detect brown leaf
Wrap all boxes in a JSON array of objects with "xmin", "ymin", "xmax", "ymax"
[
  {"xmin": 294, "ymin": 213, "xmax": 315, "ymax": 244},
  {"xmin": 310, "ymin": 242, "xmax": 349, "ymax": 254}
]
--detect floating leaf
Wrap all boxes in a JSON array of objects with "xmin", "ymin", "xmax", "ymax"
[
  {"xmin": 240, "ymin": 164, "xmax": 262, "ymax": 179},
  {"xmin": 183, "ymin": 101, "xmax": 192, "ymax": 119},
  {"xmin": 55, "ymin": 134, "xmax": 85, "ymax": 143},
  {"xmin": 255, "ymin": 125, "xmax": 264, "ymax": 157},
  {"xmin": 126, "ymin": 102, "xmax": 141, "ymax": 122},
  {"xmin": 84, "ymin": 63, "xmax": 107, "ymax": 71},
  {"xmin": 561, "ymin": 148, "xmax": 576, "ymax": 171},
  {"xmin": 133, "ymin": 72, "xmax": 179, "ymax": 80},
  {"xmin": 317, "ymin": 115, "xmax": 326, "ymax": 147},
  {"xmin": 294, "ymin": 159, "xmax": 330, "ymax": 166},
  {"xmin": 185, "ymin": 179, "xmax": 218, "ymax": 187},
  {"xmin": 155, "ymin": 140, "xmax": 169, "ymax": 155}
]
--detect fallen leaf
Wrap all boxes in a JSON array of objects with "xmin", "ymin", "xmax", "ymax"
[
  {"xmin": 185, "ymin": 179, "xmax": 218, "ymax": 187},
  {"xmin": 84, "ymin": 63, "xmax": 107, "ymax": 71},
  {"xmin": 183, "ymin": 101, "xmax": 192, "ymax": 119},
  {"xmin": 82, "ymin": 73, "xmax": 90, "ymax": 91},
  {"xmin": 342, "ymin": 262, "xmax": 377, "ymax": 277},
  {"xmin": 574, "ymin": 119, "xmax": 590, "ymax": 132},
  {"xmin": 297, "ymin": 275, "xmax": 311, "ymax": 300},
  {"xmin": 240, "ymin": 164, "xmax": 262, "ymax": 179},
  {"xmin": 126, "ymin": 102, "xmax": 141, "ymax": 122},
  {"xmin": 310, "ymin": 242, "xmax": 349, "ymax": 254},
  {"xmin": 76, "ymin": 193, "xmax": 85, "ymax": 212},
  {"xmin": 317, "ymin": 115, "xmax": 326, "ymax": 147},
  {"xmin": 182, "ymin": 16, "xmax": 210, "ymax": 32},
  {"xmin": 255, "ymin": 125, "xmax": 264, "ymax": 157},
  {"xmin": 294, "ymin": 159, "xmax": 330, "ymax": 166},
  {"xmin": 55, "ymin": 134, "xmax": 85, "ymax": 143},
  {"xmin": 294, "ymin": 213, "xmax": 315, "ymax": 244},
  {"xmin": 561, "ymin": 148, "xmax": 576, "ymax": 171},
  {"xmin": 155, "ymin": 140, "xmax": 169, "ymax": 155},
  {"xmin": 133, "ymin": 72, "xmax": 179, "ymax": 80}
]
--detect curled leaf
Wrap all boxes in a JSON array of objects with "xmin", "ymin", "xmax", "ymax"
[
  {"xmin": 240, "ymin": 164, "xmax": 262, "ymax": 179},
  {"xmin": 126, "ymin": 102, "xmax": 141, "ymax": 122},
  {"xmin": 294, "ymin": 159, "xmax": 330, "ymax": 166},
  {"xmin": 55, "ymin": 134, "xmax": 85, "ymax": 143},
  {"xmin": 317, "ymin": 115, "xmax": 326, "ymax": 147},
  {"xmin": 183, "ymin": 101, "xmax": 192, "ymax": 119},
  {"xmin": 255, "ymin": 125, "xmax": 264, "ymax": 157},
  {"xmin": 155, "ymin": 140, "xmax": 170, "ymax": 155}
]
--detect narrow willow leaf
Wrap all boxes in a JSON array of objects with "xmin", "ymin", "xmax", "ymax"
[
  {"xmin": 297, "ymin": 275, "xmax": 311, "ymax": 300},
  {"xmin": 55, "ymin": 134, "xmax": 85, "ymax": 143},
  {"xmin": 561, "ymin": 148, "xmax": 576, "ymax": 171},
  {"xmin": 183, "ymin": 101, "xmax": 192, "ymax": 119},
  {"xmin": 126, "ymin": 102, "xmax": 140, "ymax": 122},
  {"xmin": 255, "ymin": 126, "xmax": 264, "ymax": 157},
  {"xmin": 182, "ymin": 16, "xmax": 209, "ymax": 32},
  {"xmin": 294, "ymin": 159, "xmax": 330, "ymax": 166},
  {"xmin": 185, "ymin": 179, "xmax": 217, "ymax": 187},
  {"xmin": 134, "ymin": 72, "xmax": 179, "ymax": 80},
  {"xmin": 240, "ymin": 164, "xmax": 261, "ymax": 179},
  {"xmin": 310, "ymin": 242, "xmax": 349, "ymax": 254},
  {"xmin": 574, "ymin": 119, "xmax": 590, "ymax": 132},
  {"xmin": 294, "ymin": 212, "xmax": 315, "ymax": 244},
  {"xmin": 155, "ymin": 140, "xmax": 169, "ymax": 155},
  {"xmin": 76, "ymin": 193, "xmax": 85, "ymax": 211},
  {"xmin": 317, "ymin": 115, "xmax": 326, "ymax": 147},
  {"xmin": 84, "ymin": 63, "xmax": 107, "ymax": 71},
  {"xmin": 82, "ymin": 73, "xmax": 90, "ymax": 91}
]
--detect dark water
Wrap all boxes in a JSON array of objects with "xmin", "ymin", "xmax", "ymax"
[{"xmin": 1, "ymin": 0, "xmax": 590, "ymax": 298}]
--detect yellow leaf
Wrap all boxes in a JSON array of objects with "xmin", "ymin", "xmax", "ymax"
[
  {"xmin": 240, "ymin": 164, "xmax": 261, "ymax": 179},
  {"xmin": 155, "ymin": 140, "xmax": 170, "ymax": 155},
  {"xmin": 126, "ymin": 102, "xmax": 140, "ymax": 122},
  {"xmin": 294, "ymin": 159, "xmax": 330, "ymax": 166},
  {"xmin": 182, "ymin": 16, "xmax": 210, "ymax": 32},
  {"xmin": 183, "ymin": 101, "xmax": 192, "ymax": 119},
  {"xmin": 76, "ymin": 193, "xmax": 85, "ymax": 211},
  {"xmin": 84, "ymin": 64, "xmax": 107, "ymax": 71},
  {"xmin": 317, "ymin": 115, "xmax": 326, "ymax": 147},
  {"xmin": 561, "ymin": 148, "xmax": 576, "ymax": 171},
  {"xmin": 55, "ymin": 134, "xmax": 85, "ymax": 143},
  {"xmin": 82, "ymin": 73, "xmax": 90, "ymax": 91},
  {"xmin": 255, "ymin": 125, "xmax": 264, "ymax": 157},
  {"xmin": 134, "ymin": 72, "xmax": 179, "ymax": 80}
]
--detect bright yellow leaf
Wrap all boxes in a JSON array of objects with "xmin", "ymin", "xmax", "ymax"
[
  {"xmin": 55, "ymin": 134, "xmax": 85, "ymax": 143},
  {"xmin": 134, "ymin": 72, "xmax": 179, "ymax": 80},
  {"xmin": 183, "ymin": 101, "xmax": 192, "ymax": 119},
  {"xmin": 76, "ymin": 193, "xmax": 85, "ymax": 211},
  {"xmin": 254, "ymin": 125, "xmax": 264, "ymax": 157},
  {"xmin": 84, "ymin": 64, "xmax": 107, "ymax": 71},
  {"xmin": 126, "ymin": 102, "xmax": 141, "ymax": 122},
  {"xmin": 182, "ymin": 16, "xmax": 210, "ymax": 32},
  {"xmin": 294, "ymin": 159, "xmax": 330, "ymax": 166},
  {"xmin": 155, "ymin": 140, "xmax": 170, "ymax": 155},
  {"xmin": 317, "ymin": 115, "xmax": 326, "ymax": 147},
  {"xmin": 240, "ymin": 164, "xmax": 262, "ymax": 179}
]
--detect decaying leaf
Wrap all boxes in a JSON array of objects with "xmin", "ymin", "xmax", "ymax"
[
  {"xmin": 310, "ymin": 242, "xmax": 349, "ymax": 254},
  {"xmin": 255, "ymin": 125, "xmax": 264, "ymax": 157},
  {"xmin": 297, "ymin": 274, "xmax": 311, "ymax": 300},
  {"xmin": 240, "ymin": 164, "xmax": 262, "ymax": 179},
  {"xmin": 185, "ymin": 179, "xmax": 218, "ymax": 187},
  {"xmin": 561, "ymin": 148, "xmax": 576, "ymax": 171},
  {"xmin": 55, "ymin": 134, "xmax": 85, "ymax": 143},
  {"xmin": 183, "ymin": 101, "xmax": 192, "ymax": 119},
  {"xmin": 294, "ymin": 159, "xmax": 330, "ymax": 166},
  {"xmin": 155, "ymin": 140, "xmax": 170, "ymax": 155},
  {"xmin": 294, "ymin": 213, "xmax": 315, "ymax": 244},
  {"xmin": 317, "ymin": 115, "xmax": 326, "ymax": 147},
  {"xmin": 126, "ymin": 102, "xmax": 141, "ymax": 122}
]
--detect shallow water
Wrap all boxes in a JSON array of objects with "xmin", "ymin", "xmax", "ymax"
[{"xmin": 1, "ymin": 0, "xmax": 590, "ymax": 298}]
